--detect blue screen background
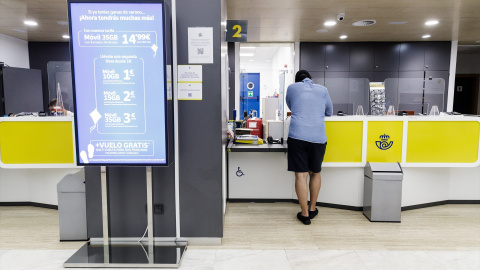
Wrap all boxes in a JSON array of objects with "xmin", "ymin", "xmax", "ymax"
[{"xmin": 70, "ymin": 3, "xmax": 167, "ymax": 165}]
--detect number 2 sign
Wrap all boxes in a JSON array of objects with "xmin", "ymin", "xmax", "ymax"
[{"xmin": 226, "ymin": 20, "xmax": 248, "ymax": 42}]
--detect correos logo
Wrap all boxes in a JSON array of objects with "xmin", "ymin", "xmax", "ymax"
[{"xmin": 376, "ymin": 134, "xmax": 393, "ymax": 150}]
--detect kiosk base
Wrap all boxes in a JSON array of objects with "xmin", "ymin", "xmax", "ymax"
[{"xmin": 64, "ymin": 241, "xmax": 187, "ymax": 268}]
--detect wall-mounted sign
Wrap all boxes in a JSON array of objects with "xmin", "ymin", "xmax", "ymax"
[
  {"xmin": 226, "ymin": 20, "xmax": 248, "ymax": 42},
  {"xmin": 68, "ymin": 0, "xmax": 168, "ymax": 166},
  {"xmin": 188, "ymin": 27, "xmax": 213, "ymax": 64},
  {"xmin": 178, "ymin": 65, "xmax": 202, "ymax": 100}
]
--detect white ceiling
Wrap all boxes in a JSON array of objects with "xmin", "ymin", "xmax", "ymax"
[{"xmin": 0, "ymin": 0, "xmax": 479, "ymax": 45}]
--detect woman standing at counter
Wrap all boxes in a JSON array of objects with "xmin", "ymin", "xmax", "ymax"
[{"xmin": 286, "ymin": 70, "xmax": 333, "ymax": 225}]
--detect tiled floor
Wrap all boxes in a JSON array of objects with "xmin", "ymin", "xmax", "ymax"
[
  {"xmin": 0, "ymin": 248, "xmax": 479, "ymax": 270},
  {"xmin": 0, "ymin": 204, "xmax": 479, "ymax": 269}
]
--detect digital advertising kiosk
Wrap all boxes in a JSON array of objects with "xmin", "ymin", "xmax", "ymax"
[{"xmin": 64, "ymin": 0, "xmax": 183, "ymax": 267}]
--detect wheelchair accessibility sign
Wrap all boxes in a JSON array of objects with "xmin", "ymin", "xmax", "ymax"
[{"xmin": 236, "ymin": 167, "xmax": 244, "ymax": 177}]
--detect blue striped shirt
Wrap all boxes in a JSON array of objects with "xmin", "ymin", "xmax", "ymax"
[{"xmin": 286, "ymin": 78, "xmax": 333, "ymax": 143}]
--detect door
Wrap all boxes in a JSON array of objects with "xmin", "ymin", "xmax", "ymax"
[
  {"xmin": 454, "ymin": 75, "xmax": 479, "ymax": 114},
  {"xmin": 240, "ymin": 73, "xmax": 260, "ymax": 119}
]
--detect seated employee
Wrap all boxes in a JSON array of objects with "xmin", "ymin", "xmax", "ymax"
[{"xmin": 48, "ymin": 98, "xmax": 74, "ymax": 116}]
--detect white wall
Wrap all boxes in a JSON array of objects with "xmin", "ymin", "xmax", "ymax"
[
  {"xmin": 0, "ymin": 168, "xmax": 81, "ymax": 205},
  {"xmin": 456, "ymin": 53, "xmax": 480, "ymax": 114},
  {"xmin": 449, "ymin": 167, "xmax": 480, "ymax": 200},
  {"xmin": 312, "ymin": 166, "xmax": 479, "ymax": 207},
  {"xmin": 0, "ymin": 33, "xmax": 29, "ymax": 68}
]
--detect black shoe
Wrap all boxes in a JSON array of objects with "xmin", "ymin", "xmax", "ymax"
[
  {"xmin": 297, "ymin": 212, "xmax": 311, "ymax": 225},
  {"xmin": 309, "ymin": 208, "xmax": 319, "ymax": 219}
]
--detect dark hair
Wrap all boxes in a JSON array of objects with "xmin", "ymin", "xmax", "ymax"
[
  {"xmin": 295, "ymin": 70, "xmax": 311, "ymax": 82},
  {"xmin": 48, "ymin": 98, "xmax": 57, "ymax": 107}
]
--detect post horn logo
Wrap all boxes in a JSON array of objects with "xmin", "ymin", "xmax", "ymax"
[{"xmin": 376, "ymin": 134, "xmax": 393, "ymax": 150}]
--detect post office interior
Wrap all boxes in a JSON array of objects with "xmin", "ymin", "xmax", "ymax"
[{"xmin": 0, "ymin": 0, "xmax": 479, "ymax": 268}]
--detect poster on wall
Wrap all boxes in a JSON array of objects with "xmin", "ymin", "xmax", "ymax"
[{"xmin": 68, "ymin": 0, "xmax": 168, "ymax": 166}]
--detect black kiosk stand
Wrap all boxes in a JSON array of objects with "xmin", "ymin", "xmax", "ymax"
[{"xmin": 64, "ymin": 167, "xmax": 186, "ymax": 268}]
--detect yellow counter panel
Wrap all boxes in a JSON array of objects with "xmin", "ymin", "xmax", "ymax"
[
  {"xmin": 407, "ymin": 121, "xmax": 480, "ymax": 163},
  {"xmin": 324, "ymin": 121, "xmax": 363, "ymax": 163},
  {"xmin": 366, "ymin": 121, "xmax": 403, "ymax": 163},
  {"xmin": 0, "ymin": 117, "xmax": 76, "ymax": 167},
  {"xmin": 325, "ymin": 116, "xmax": 480, "ymax": 167}
]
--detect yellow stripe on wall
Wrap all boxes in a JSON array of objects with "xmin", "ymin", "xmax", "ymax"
[
  {"xmin": 0, "ymin": 121, "xmax": 74, "ymax": 164},
  {"xmin": 324, "ymin": 121, "xmax": 363, "ymax": 162},
  {"xmin": 407, "ymin": 121, "xmax": 479, "ymax": 163}
]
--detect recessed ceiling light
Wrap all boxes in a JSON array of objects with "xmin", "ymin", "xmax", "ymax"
[
  {"xmin": 425, "ymin": 20, "xmax": 439, "ymax": 26},
  {"xmin": 240, "ymin": 53, "xmax": 254, "ymax": 57},
  {"xmin": 57, "ymin": 21, "xmax": 68, "ymax": 26},
  {"xmin": 324, "ymin": 21, "xmax": 336, "ymax": 26},
  {"xmin": 422, "ymin": 34, "xmax": 431, "ymax": 39},
  {"xmin": 316, "ymin": 29, "xmax": 328, "ymax": 33},
  {"xmin": 24, "ymin": 20, "xmax": 38, "ymax": 26},
  {"xmin": 62, "ymin": 35, "xmax": 70, "ymax": 39},
  {"xmin": 353, "ymin": 20, "xmax": 376, "ymax": 26},
  {"xmin": 389, "ymin": 21, "xmax": 407, "ymax": 25},
  {"xmin": 339, "ymin": 35, "xmax": 348, "ymax": 39}
]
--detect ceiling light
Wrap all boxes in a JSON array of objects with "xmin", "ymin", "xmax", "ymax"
[
  {"xmin": 316, "ymin": 29, "xmax": 328, "ymax": 33},
  {"xmin": 425, "ymin": 20, "xmax": 439, "ymax": 26},
  {"xmin": 353, "ymin": 20, "xmax": 376, "ymax": 26},
  {"xmin": 422, "ymin": 34, "xmax": 431, "ymax": 39},
  {"xmin": 324, "ymin": 21, "xmax": 336, "ymax": 26},
  {"xmin": 62, "ymin": 35, "xmax": 70, "ymax": 39},
  {"xmin": 389, "ymin": 21, "xmax": 407, "ymax": 25},
  {"xmin": 339, "ymin": 35, "xmax": 348, "ymax": 39},
  {"xmin": 240, "ymin": 53, "xmax": 254, "ymax": 57},
  {"xmin": 24, "ymin": 20, "xmax": 38, "ymax": 26}
]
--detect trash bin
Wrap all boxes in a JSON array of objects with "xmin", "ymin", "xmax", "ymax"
[
  {"xmin": 363, "ymin": 162, "xmax": 403, "ymax": 222},
  {"xmin": 57, "ymin": 169, "xmax": 87, "ymax": 241}
]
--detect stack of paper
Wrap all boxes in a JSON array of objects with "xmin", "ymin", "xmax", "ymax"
[{"xmin": 235, "ymin": 135, "xmax": 263, "ymax": 145}]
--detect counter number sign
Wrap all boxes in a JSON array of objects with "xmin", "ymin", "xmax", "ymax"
[{"xmin": 226, "ymin": 20, "xmax": 248, "ymax": 42}]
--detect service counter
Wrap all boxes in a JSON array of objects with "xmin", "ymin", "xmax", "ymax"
[
  {"xmin": 0, "ymin": 116, "xmax": 78, "ymax": 168},
  {"xmin": 227, "ymin": 115, "xmax": 480, "ymax": 208},
  {"xmin": 0, "ymin": 117, "xmax": 80, "ymax": 206}
]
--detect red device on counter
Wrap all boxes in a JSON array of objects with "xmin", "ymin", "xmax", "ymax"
[{"xmin": 246, "ymin": 117, "xmax": 263, "ymax": 139}]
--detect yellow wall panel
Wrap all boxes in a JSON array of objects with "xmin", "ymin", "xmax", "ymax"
[
  {"xmin": 0, "ymin": 121, "xmax": 74, "ymax": 164},
  {"xmin": 407, "ymin": 121, "xmax": 479, "ymax": 163},
  {"xmin": 367, "ymin": 121, "xmax": 403, "ymax": 163},
  {"xmin": 324, "ymin": 121, "xmax": 363, "ymax": 162}
]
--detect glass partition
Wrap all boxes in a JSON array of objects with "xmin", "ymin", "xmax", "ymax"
[
  {"xmin": 385, "ymin": 77, "xmax": 445, "ymax": 115},
  {"xmin": 424, "ymin": 78, "xmax": 445, "ymax": 113},
  {"xmin": 397, "ymin": 77, "xmax": 424, "ymax": 114},
  {"xmin": 323, "ymin": 77, "xmax": 445, "ymax": 116},
  {"xmin": 324, "ymin": 77, "xmax": 370, "ymax": 115},
  {"xmin": 348, "ymin": 78, "xmax": 370, "ymax": 115},
  {"xmin": 47, "ymin": 61, "xmax": 74, "ymax": 112}
]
